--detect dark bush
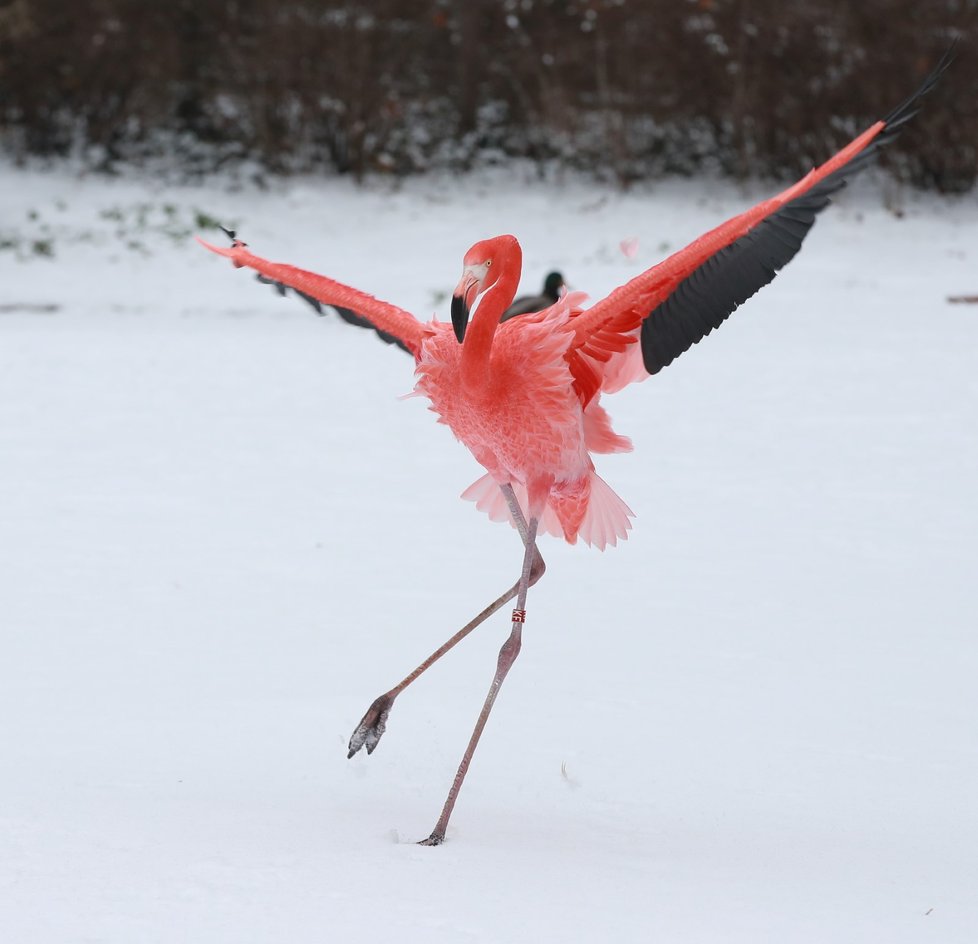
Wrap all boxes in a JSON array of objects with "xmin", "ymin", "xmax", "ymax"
[{"xmin": 0, "ymin": 0, "xmax": 974, "ymax": 190}]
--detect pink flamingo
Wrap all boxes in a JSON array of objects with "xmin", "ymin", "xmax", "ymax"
[{"xmin": 200, "ymin": 54, "xmax": 949, "ymax": 844}]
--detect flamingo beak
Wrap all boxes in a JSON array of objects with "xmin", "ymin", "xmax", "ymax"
[{"xmin": 451, "ymin": 270, "xmax": 480, "ymax": 343}]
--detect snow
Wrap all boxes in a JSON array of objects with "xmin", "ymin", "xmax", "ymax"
[{"xmin": 2, "ymin": 161, "xmax": 977, "ymax": 942}]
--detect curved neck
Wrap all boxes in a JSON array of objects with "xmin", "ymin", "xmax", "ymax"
[
  {"xmin": 461, "ymin": 267, "xmax": 520, "ymax": 392},
  {"xmin": 460, "ymin": 267, "xmax": 520, "ymax": 393}
]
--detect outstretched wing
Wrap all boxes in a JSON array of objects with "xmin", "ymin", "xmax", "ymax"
[
  {"xmin": 254, "ymin": 274, "xmax": 413, "ymax": 353},
  {"xmin": 567, "ymin": 47, "xmax": 954, "ymax": 400},
  {"xmin": 197, "ymin": 238, "xmax": 426, "ymax": 359}
]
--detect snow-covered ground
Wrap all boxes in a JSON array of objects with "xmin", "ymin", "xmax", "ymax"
[{"xmin": 2, "ymin": 161, "xmax": 977, "ymax": 942}]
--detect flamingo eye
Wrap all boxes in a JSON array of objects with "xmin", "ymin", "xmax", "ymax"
[{"xmin": 486, "ymin": 259, "xmax": 492, "ymax": 267}]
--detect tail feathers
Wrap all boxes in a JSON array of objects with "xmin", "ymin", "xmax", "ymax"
[
  {"xmin": 575, "ymin": 471, "xmax": 634, "ymax": 549},
  {"xmin": 460, "ymin": 474, "xmax": 565, "ymax": 540},
  {"xmin": 460, "ymin": 473, "xmax": 513, "ymax": 525},
  {"xmin": 460, "ymin": 471, "xmax": 634, "ymax": 550}
]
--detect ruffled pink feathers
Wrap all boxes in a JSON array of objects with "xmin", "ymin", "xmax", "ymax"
[{"xmin": 461, "ymin": 469, "xmax": 633, "ymax": 550}]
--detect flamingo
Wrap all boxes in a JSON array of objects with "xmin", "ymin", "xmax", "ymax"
[{"xmin": 199, "ymin": 52, "xmax": 950, "ymax": 844}]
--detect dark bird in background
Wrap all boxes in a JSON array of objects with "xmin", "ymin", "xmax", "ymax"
[{"xmin": 501, "ymin": 271, "xmax": 565, "ymax": 321}]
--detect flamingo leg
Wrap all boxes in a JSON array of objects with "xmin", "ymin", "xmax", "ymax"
[
  {"xmin": 346, "ymin": 485, "xmax": 545, "ymax": 758},
  {"xmin": 419, "ymin": 515, "xmax": 540, "ymax": 846}
]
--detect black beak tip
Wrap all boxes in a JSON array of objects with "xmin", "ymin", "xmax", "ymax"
[{"xmin": 451, "ymin": 294, "xmax": 469, "ymax": 343}]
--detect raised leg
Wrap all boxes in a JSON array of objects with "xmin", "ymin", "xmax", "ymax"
[
  {"xmin": 347, "ymin": 485, "xmax": 544, "ymax": 758},
  {"xmin": 419, "ymin": 515, "xmax": 540, "ymax": 845}
]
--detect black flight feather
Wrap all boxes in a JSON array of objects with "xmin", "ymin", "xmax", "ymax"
[
  {"xmin": 639, "ymin": 46, "xmax": 954, "ymax": 376},
  {"xmin": 255, "ymin": 274, "xmax": 411, "ymax": 353}
]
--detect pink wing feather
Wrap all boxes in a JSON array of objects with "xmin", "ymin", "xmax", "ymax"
[{"xmin": 197, "ymin": 237, "xmax": 426, "ymax": 358}]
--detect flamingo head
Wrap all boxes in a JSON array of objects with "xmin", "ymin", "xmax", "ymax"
[{"xmin": 451, "ymin": 235, "xmax": 522, "ymax": 342}]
